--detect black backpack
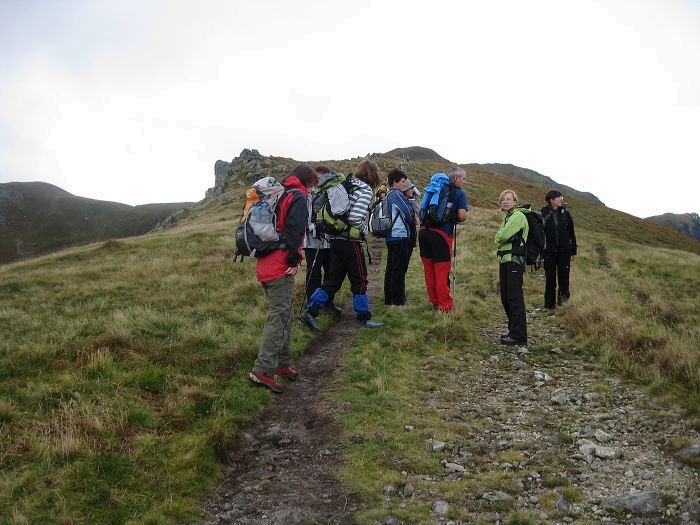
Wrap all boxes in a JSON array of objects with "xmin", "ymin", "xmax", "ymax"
[{"xmin": 510, "ymin": 205, "xmax": 546, "ymax": 268}]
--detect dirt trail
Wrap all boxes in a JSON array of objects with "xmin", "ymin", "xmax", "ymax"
[{"xmin": 200, "ymin": 239, "xmax": 384, "ymax": 525}]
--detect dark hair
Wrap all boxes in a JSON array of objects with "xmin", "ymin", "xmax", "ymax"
[
  {"xmin": 314, "ymin": 165, "xmax": 331, "ymax": 175},
  {"xmin": 387, "ymin": 168, "xmax": 406, "ymax": 186},
  {"xmin": 354, "ymin": 160, "xmax": 380, "ymax": 190},
  {"xmin": 545, "ymin": 189, "xmax": 562, "ymax": 203},
  {"xmin": 290, "ymin": 164, "xmax": 318, "ymax": 188}
]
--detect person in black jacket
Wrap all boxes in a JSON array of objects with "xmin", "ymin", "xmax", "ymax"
[{"xmin": 541, "ymin": 190, "xmax": 577, "ymax": 309}]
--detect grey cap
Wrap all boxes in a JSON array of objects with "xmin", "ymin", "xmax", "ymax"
[{"xmin": 403, "ymin": 178, "xmax": 420, "ymax": 196}]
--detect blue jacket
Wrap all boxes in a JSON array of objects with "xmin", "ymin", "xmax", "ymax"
[{"xmin": 385, "ymin": 188, "xmax": 414, "ymax": 241}]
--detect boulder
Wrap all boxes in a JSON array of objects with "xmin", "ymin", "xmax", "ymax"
[{"xmin": 603, "ymin": 491, "xmax": 666, "ymax": 514}]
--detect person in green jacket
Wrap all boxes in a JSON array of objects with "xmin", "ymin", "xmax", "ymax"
[{"xmin": 495, "ymin": 189, "xmax": 529, "ymax": 345}]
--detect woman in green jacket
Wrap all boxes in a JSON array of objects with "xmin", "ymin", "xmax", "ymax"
[{"xmin": 494, "ymin": 190, "xmax": 528, "ymax": 345}]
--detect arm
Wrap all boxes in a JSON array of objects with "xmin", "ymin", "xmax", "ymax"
[
  {"xmin": 284, "ymin": 192, "xmax": 308, "ymax": 267},
  {"xmin": 456, "ymin": 189, "xmax": 468, "ymax": 223},
  {"xmin": 567, "ymin": 211, "xmax": 577, "ymax": 258},
  {"xmin": 391, "ymin": 191, "xmax": 414, "ymax": 223},
  {"xmin": 346, "ymin": 184, "xmax": 373, "ymax": 234},
  {"xmin": 495, "ymin": 211, "xmax": 527, "ymax": 244}
]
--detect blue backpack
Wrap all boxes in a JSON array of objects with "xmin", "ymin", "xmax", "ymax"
[{"xmin": 419, "ymin": 173, "xmax": 456, "ymax": 227}]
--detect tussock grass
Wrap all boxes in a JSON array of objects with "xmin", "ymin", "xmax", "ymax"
[
  {"xmin": 563, "ymin": 233, "xmax": 700, "ymax": 410},
  {"xmin": 0, "ymin": 193, "xmax": 319, "ymax": 523}
]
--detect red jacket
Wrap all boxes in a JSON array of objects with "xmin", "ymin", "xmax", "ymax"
[{"xmin": 255, "ymin": 176, "xmax": 308, "ymax": 283}]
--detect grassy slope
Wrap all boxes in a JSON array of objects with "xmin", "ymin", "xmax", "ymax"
[{"xmin": 0, "ymin": 156, "xmax": 698, "ymax": 523}]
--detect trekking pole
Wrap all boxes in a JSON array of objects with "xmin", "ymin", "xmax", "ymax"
[
  {"xmin": 298, "ymin": 246, "xmax": 320, "ymax": 316},
  {"xmin": 451, "ymin": 223, "xmax": 457, "ymax": 303}
]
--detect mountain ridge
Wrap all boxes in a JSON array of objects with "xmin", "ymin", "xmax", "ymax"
[
  {"xmin": 0, "ymin": 181, "xmax": 193, "ymax": 264},
  {"xmin": 646, "ymin": 212, "xmax": 700, "ymax": 241}
]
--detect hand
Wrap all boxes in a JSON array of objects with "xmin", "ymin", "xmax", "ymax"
[
  {"xmin": 285, "ymin": 266, "xmax": 298, "ymax": 276},
  {"xmin": 571, "ymin": 255, "xmax": 576, "ymax": 263}
]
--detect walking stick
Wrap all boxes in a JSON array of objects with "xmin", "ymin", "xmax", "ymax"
[
  {"xmin": 298, "ymin": 246, "xmax": 321, "ymax": 316},
  {"xmin": 451, "ymin": 223, "xmax": 457, "ymax": 302}
]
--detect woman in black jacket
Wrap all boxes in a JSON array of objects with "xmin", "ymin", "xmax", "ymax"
[{"xmin": 541, "ymin": 190, "xmax": 577, "ymax": 309}]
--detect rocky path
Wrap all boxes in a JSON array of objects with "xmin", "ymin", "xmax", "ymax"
[{"xmin": 406, "ymin": 306, "xmax": 700, "ymax": 524}]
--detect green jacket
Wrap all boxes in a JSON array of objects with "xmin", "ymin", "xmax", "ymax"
[{"xmin": 495, "ymin": 208, "xmax": 529, "ymax": 266}]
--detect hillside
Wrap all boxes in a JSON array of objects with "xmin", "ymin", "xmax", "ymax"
[
  {"xmin": 0, "ymin": 150, "xmax": 698, "ymax": 523},
  {"xmin": 0, "ymin": 181, "xmax": 193, "ymax": 263},
  {"xmin": 646, "ymin": 212, "xmax": 700, "ymax": 241},
  {"xmin": 466, "ymin": 163, "xmax": 604, "ymax": 206},
  {"xmin": 384, "ymin": 146, "xmax": 451, "ymax": 163}
]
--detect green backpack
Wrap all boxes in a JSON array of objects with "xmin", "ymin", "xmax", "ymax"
[{"xmin": 311, "ymin": 173, "xmax": 357, "ymax": 236}]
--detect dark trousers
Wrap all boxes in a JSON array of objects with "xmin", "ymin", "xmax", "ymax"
[
  {"xmin": 310, "ymin": 239, "xmax": 370, "ymax": 321},
  {"xmin": 543, "ymin": 250, "xmax": 571, "ymax": 308},
  {"xmin": 384, "ymin": 239, "xmax": 410, "ymax": 305},
  {"xmin": 499, "ymin": 262, "xmax": 527, "ymax": 342},
  {"xmin": 303, "ymin": 247, "xmax": 331, "ymax": 301}
]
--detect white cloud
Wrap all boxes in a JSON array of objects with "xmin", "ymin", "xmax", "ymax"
[{"xmin": 0, "ymin": 0, "xmax": 698, "ymax": 216}]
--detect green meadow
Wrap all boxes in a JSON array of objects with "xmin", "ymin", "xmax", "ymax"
[{"xmin": 0, "ymin": 158, "xmax": 698, "ymax": 523}]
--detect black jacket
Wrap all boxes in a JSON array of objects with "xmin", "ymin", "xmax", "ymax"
[{"xmin": 541, "ymin": 206, "xmax": 577, "ymax": 255}]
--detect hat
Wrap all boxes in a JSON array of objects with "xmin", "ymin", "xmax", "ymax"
[{"xmin": 403, "ymin": 178, "xmax": 420, "ymax": 196}]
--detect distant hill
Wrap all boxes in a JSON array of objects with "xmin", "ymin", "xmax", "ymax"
[
  {"xmin": 384, "ymin": 146, "xmax": 451, "ymax": 163},
  {"xmin": 465, "ymin": 163, "xmax": 604, "ymax": 206},
  {"xmin": 0, "ymin": 181, "xmax": 193, "ymax": 263},
  {"xmin": 646, "ymin": 212, "xmax": 700, "ymax": 241}
]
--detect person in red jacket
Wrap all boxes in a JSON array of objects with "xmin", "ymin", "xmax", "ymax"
[{"xmin": 249, "ymin": 165, "xmax": 318, "ymax": 393}]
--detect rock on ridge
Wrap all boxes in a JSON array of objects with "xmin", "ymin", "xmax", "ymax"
[{"xmin": 205, "ymin": 148, "xmax": 276, "ymax": 199}]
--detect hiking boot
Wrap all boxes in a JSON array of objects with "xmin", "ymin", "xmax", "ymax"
[
  {"xmin": 329, "ymin": 304, "xmax": 343, "ymax": 317},
  {"xmin": 298, "ymin": 311, "xmax": 320, "ymax": 332},
  {"xmin": 275, "ymin": 367, "xmax": 298, "ymax": 381},
  {"xmin": 357, "ymin": 319, "xmax": 384, "ymax": 328},
  {"xmin": 248, "ymin": 372, "xmax": 283, "ymax": 393},
  {"xmin": 500, "ymin": 336, "xmax": 527, "ymax": 346}
]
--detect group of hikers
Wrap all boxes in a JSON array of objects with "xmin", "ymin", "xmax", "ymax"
[{"xmin": 247, "ymin": 161, "xmax": 576, "ymax": 393}]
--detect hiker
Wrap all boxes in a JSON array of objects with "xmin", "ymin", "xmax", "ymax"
[
  {"xmin": 299, "ymin": 159, "xmax": 384, "ymax": 329},
  {"xmin": 541, "ymin": 190, "xmax": 577, "ymax": 309},
  {"xmin": 383, "ymin": 169, "xmax": 415, "ymax": 306},
  {"xmin": 418, "ymin": 167, "xmax": 468, "ymax": 312},
  {"xmin": 248, "ymin": 164, "xmax": 318, "ymax": 393},
  {"xmin": 495, "ymin": 189, "xmax": 528, "ymax": 345},
  {"xmin": 402, "ymin": 178, "xmax": 420, "ymax": 267},
  {"xmin": 301, "ymin": 165, "xmax": 339, "ymax": 315}
]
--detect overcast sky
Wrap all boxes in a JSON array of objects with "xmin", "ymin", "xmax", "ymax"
[{"xmin": 1, "ymin": 0, "xmax": 698, "ymax": 218}]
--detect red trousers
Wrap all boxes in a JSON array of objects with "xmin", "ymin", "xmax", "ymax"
[{"xmin": 418, "ymin": 228, "xmax": 454, "ymax": 311}]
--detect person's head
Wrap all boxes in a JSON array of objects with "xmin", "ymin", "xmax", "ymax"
[
  {"xmin": 354, "ymin": 159, "xmax": 380, "ymax": 190},
  {"xmin": 403, "ymin": 178, "xmax": 417, "ymax": 198},
  {"xmin": 545, "ymin": 189, "xmax": 564, "ymax": 210},
  {"xmin": 387, "ymin": 168, "xmax": 407, "ymax": 189},
  {"xmin": 290, "ymin": 164, "xmax": 318, "ymax": 188},
  {"xmin": 499, "ymin": 189, "xmax": 518, "ymax": 212},
  {"xmin": 449, "ymin": 166, "xmax": 467, "ymax": 188}
]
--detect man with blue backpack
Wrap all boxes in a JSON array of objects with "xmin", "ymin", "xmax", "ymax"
[{"xmin": 418, "ymin": 167, "xmax": 468, "ymax": 312}]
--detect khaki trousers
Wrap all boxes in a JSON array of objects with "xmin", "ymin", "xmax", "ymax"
[{"xmin": 253, "ymin": 275, "xmax": 295, "ymax": 376}]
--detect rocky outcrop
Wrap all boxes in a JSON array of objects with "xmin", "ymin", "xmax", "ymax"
[{"xmin": 205, "ymin": 149, "xmax": 276, "ymax": 199}]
